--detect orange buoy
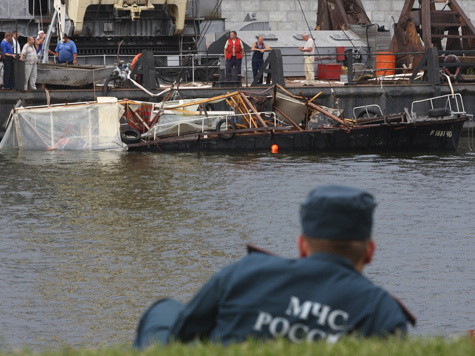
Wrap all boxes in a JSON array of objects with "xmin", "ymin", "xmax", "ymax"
[{"xmin": 271, "ymin": 144, "xmax": 279, "ymax": 154}]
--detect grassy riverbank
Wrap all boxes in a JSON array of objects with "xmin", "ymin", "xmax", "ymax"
[{"xmin": 2, "ymin": 337, "xmax": 473, "ymax": 356}]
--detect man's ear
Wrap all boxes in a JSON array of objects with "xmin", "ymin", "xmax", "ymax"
[
  {"xmin": 298, "ymin": 235, "xmax": 309, "ymax": 258},
  {"xmin": 363, "ymin": 240, "xmax": 376, "ymax": 265}
]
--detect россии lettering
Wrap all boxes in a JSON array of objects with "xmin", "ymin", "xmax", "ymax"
[{"xmin": 253, "ymin": 296, "xmax": 349, "ymax": 343}]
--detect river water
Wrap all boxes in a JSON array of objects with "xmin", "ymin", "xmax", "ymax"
[{"xmin": 0, "ymin": 138, "xmax": 474, "ymax": 350}]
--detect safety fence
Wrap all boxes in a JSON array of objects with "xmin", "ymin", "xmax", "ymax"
[{"xmin": 73, "ymin": 48, "xmax": 475, "ymax": 87}]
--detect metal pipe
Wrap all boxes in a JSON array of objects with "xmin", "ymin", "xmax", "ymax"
[{"xmin": 103, "ymin": 75, "xmax": 121, "ymax": 96}]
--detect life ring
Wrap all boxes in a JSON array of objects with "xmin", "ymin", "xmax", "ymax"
[
  {"xmin": 131, "ymin": 53, "xmax": 142, "ymax": 70},
  {"xmin": 131, "ymin": 53, "xmax": 143, "ymax": 83},
  {"xmin": 216, "ymin": 118, "xmax": 236, "ymax": 140}
]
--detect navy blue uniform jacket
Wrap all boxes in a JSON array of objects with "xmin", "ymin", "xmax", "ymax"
[{"xmin": 168, "ymin": 252, "xmax": 410, "ymax": 343}]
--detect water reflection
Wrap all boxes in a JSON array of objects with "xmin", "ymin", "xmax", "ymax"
[{"xmin": 0, "ymin": 145, "xmax": 474, "ymax": 349}]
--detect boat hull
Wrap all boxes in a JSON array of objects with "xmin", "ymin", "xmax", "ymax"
[
  {"xmin": 127, "ymin": 117, "xmax": 468, "ymax": 153},
  {"xmin": 36, "ymin": 63, "xmax": 115, "ymax": 86}
]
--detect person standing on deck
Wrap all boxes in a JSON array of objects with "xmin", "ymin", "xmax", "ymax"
[
  {"xmin": 11, "ymin": 31, "xmax": 21, "ymax": 56},
  {"xmin": 251, "ymin": 36, "xmax": 271, "ymax": 84},
  {"xmin": 20, "ymin": 37, "xmax": 38, "ymax": 90},
  {"xmin": 55, "ymin": 34, "xmax": 77, "ymax": 65},
  {"xmin": 35, "ymin": 30, "xmax": 46, "ymax": 54},
  {"xmin": 133, "ymin": 185, "xmax": 415, "ymax": 349},
  {"xmin": 1, "ymin": 32, "xmax": 16, "ymax": 89},
  {"xmin": 224, "ymin": 31, "xmax": 244, "ymax": 81},
  {"xmin": 299, "ymin": 33, "xmax": 315, "ymax": 86},
  {"xmin": 0, "ymin": 45, "xmax": 4, "ymax": 89},
  {"xmin": 35, "ymin": 30, "xmax": 55, "ymax": 61}
]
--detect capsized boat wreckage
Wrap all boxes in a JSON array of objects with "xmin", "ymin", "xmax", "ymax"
[
  {"xmin": 122, "ymin": 86, "xmax": 470, "ymax": 152},
  {"xmin": 0, "ymin": 98, "xmax": 127, "ymax": 151},
  {"xmin": 0, "ymin": 86, "xmax": 470, "ymax": 152}
]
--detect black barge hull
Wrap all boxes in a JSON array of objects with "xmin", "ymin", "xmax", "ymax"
[{"xmin": 127, "ymin": 118, "xmax": 467, "ymax": 153}]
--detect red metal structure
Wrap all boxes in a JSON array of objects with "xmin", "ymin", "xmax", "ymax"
[
  {"xmin": 389, "ymin": 0, "xmax": 475, "ymax": 69},
  {"xmin": 316, "ymin": 0, "xmax": 371, "ymax": 30}
]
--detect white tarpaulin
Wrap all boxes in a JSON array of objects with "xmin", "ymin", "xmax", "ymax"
[{"xmin": 0, "ymin": 102, "xmax": 126, "ymax": 151}]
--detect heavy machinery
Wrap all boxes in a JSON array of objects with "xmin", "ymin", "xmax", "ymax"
[
  {"xmin": 314, "ymin": 0, "xmax": 475, "ymax": 78},
  {"xmin": 389, "ymin": 0, "xmax": 475, "ymax": 70},
  {"xmin": 0, "ymin": 0, "xmax": 223, "ymax": 59},
  {"xmin": 316, "ymin": 0, "xmax": 371, "ymax": 30}
]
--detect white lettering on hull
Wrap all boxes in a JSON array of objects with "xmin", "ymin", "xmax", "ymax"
[{"xmin": 429, "ymin": 130, "xmax": 453, "ymax": 137}]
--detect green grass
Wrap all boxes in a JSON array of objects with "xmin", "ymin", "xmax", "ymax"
[{"xmin": 1, "ymin": 337, "xmax": 473, "ymax": 356}]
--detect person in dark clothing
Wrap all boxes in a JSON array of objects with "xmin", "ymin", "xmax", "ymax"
[
  {"xmin": 0, "ymin": 45, "xmax": 4, "ymax": 88},
  {"xmin": 251, "ymin": 36, "xmax": 271, "ymax": 84},
  {"xmin": 134, "ymin": 185, "xmax": 415, "ymax": 349},
  {"xmin": 443, "ymin": 54, "xmax": 462, "ymax": 83},
  {"xmin": 11, "ymin": 30, "xmax": 21, "ymax": 55},
  {"xmin": 1, "ymin": 32, "xmax": 16, "ymax": 89}
]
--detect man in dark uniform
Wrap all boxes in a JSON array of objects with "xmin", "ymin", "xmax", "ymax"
[{"xmin": 134, "ymin": 185, "xmax": 415, "ymax": 348}]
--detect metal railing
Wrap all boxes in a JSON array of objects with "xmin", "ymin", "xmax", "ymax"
[
  {"xmin": 72, "ymin": 48, "xmax": 475, "ymax": 87},
  {"xmin": 352, "ymin": 104, "xmax": 384, "ymax": 120},
  {"xmin": 411, "ymin": 93, "xmax": 466, "ymax": 118},
  {"xmin": 221, "ymin": 112, "xmax": 279, "ymax": 128},
  {"xmin": 149, "ymin": 111, "xmax": 278, "ymax": 140}
]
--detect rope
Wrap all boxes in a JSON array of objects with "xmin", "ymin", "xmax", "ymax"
[
  {"xmin": 171, "ymin": 0, "xmax": 225, "ymax": 89},
  {"xmin": 297, "ymin": 0, "xmax": 342, "ymax": 110},
  {"xmin": 440, "ymin": 72, "xmax": 455, "ymax": 96},
  {"xmin": 39, "ymin": 0, "xmax": 43, "ymax": 33},
  {"xmin": 93, "ymin": 69, "xmax": 96, "ymax": 100},
  {"xmin": 297, "ymin": 0, "xmax": 321, "ymax": 69},
  {"xmin": 344, "ymin": 23, "xmax": 398, "ymax": 107},
  {"xmin": 467, "ymin": 114, "xmax": 475, "ymax": 151},
  {"xmin": 155, "ymin": 0, "xmax": 226, "ymax": 102}
]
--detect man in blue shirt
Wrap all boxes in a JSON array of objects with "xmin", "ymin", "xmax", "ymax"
[
  {"xmin": 55, "ymin": 34, "xmax": 77, "ymax": 65},
  {"xmin": 134, "ymin": 185, "xmax": 415, "ymax": 348},
  {"xmin": 1, "ymin": 32, "xmax": 17, "ymax": 89}
]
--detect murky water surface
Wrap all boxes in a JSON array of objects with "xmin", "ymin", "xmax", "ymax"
[{"xmin": 0, "ymin": 139, "xmax": 474, "ymax": 349}]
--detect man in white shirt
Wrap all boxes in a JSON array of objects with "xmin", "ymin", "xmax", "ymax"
[
  {"xmin": 20, "ymin": 37, "xmax": 38, "ymax": 90},
  {"xmin": 12, "ymin": 31, "xmax": 21, "ymax": 55},
  {"xmin": 299, "ymin": 33, "xmax": 315, "ymax": 86}
]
